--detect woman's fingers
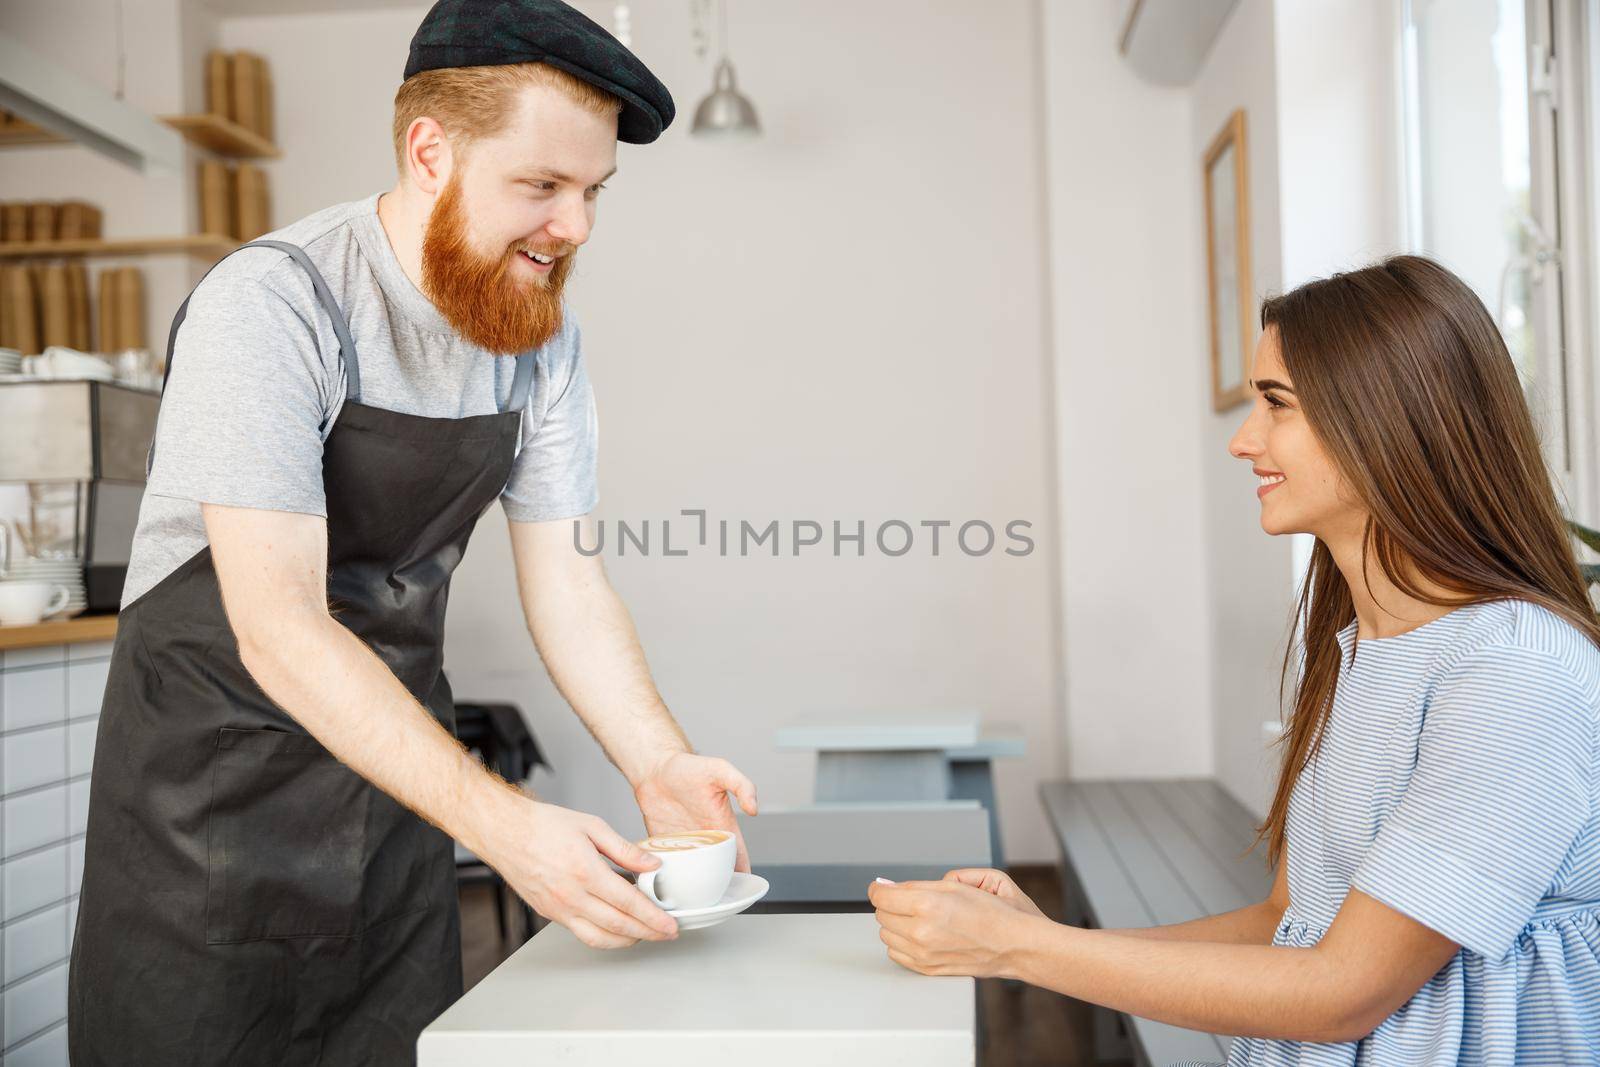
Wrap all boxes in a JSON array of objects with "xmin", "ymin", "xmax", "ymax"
[
  {"xmin": 873, "ymin": 906, "xmax": 921, "ymax": 938},
  {"xmin": 943, "ymin": 868, "xmax": 1006, "ymax": 892},
  {"xmin": 886, "ymin": 946, "xmax": 931, "ymax": 974},
  {"xmin": 879, "ymin": 925, "xmax": 917, "ymax": 956},
  {"xmin": 867, "ymin": 879, "xmax": 928, "ymax": 916}
]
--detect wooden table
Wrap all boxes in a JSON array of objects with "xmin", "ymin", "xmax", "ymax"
[{"xmin": 418, "ymin": 913, "xmax": 975, "ymax": 1065}]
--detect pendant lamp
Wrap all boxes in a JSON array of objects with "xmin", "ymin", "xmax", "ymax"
[{"xmin": 691, "ymin": 0, "xmax": 760, "ymax": 138}]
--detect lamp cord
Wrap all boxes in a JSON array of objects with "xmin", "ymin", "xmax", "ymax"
[{"xmin": 114, "ymin": 0, "xmax": 127, "ymax": 100}]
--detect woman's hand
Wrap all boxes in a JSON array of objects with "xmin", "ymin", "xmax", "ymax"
[
  {"xmin": 942, "ymin": 867, "xmax": 1047, "ymax": 918},
  {"xmin": 869, "ymin": 877, "xmax": 1046, "ymax": 979}
]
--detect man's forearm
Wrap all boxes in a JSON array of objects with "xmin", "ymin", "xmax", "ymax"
[
  {"xmin": 236, "ymin": 610, "xmax": 521, "ymax": 857},
  {"xmin": 523, "ymin": 578, "xmax": 689, "ymax": 785}
]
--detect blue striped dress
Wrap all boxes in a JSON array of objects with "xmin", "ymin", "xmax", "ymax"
[{"xmin": 1220, "ymin": 599, "xmax": 1600, "ymax": 1066}]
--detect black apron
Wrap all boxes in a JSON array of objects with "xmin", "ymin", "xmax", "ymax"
[{"xmin": 68, "ymin": 240, "xmax": 535, "ymax": 1065}]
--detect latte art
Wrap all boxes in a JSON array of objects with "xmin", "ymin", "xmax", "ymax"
[{"xmin": 641, "ymin": 830, "xmax": 731, "ymax": 852}]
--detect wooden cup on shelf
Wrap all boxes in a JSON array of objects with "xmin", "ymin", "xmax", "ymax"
[
  {"xmin": 235, "ymin": 164, "xmax": 270, "ymax": 241},
  {"xmin": 229, "ymin": 52, "xmax": 263, "ymax": 137},
  {"xmin": 206, "ymin": 49, "xmax": 233, "ymax": 120},
  {"xmin": 38, "ymin": 264, "xmax": 72, "ymax": 350},
  {"xmin": 0, "ymin": 204, "xmax": 27, "ymax": 244},
  {"xmin": 199, "ymin": 160, "xmax": 235, "ymax": 238},
  {"xmin": 114, "ymin": 267, "xmax": 146, "ymax": 352},
  {"xmin": 7, "ymin": 266, "xmax": 39, "ymax": 354},
  {"xmin": 26, "ymin": 202, "xmax": 57, "ymax": 244},
  {"xmin": 65, "ymin": 262, "xmax": 90, "ymax": 351},
  {"xmin": 96, "ymin": 268, "xmax": 121, "ymax": 355},
  {"xmin": 57, "ymin": 202, "xmax": 85, "ymax": 240},
  {"xmin": 56, "ymin": 201, "xmax": 98, "ymax": 241},
  {"xmin": 257, "ymin": 56, "xmax": 275, "ymax": 144},
  {"xmin": 0, "ymin": 266, "xmax": 14, "ymax": 350}
]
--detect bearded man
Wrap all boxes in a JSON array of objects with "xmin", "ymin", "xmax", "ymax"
[{"xmin": 67, "ymin": 2, "xmax": 758, "ymax": 1063}]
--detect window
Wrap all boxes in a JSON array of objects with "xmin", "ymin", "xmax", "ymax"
[{"xmin": 1403, "ymin": 0, "xmax": 1598, "ymax": 521}]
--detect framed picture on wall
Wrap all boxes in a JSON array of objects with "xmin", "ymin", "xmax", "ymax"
[{"xmin": 1204, "ymin": 109, "xmax": 1253, "ymax": 412}]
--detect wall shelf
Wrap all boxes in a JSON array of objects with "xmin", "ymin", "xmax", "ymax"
[
  {"xmin": 0, "ymin": 113, "xmax": 279, "ymax": 159},
  {"xmin": 160, "ymin": 113, "xmax": 280, "ymax": 159},
  {"xmin": 0, "ymin": 234, "xmax": 236, "ymax": 260},
  {"xmin": 0, "ymin": 123, "xmax": 69, "ymax": 147}
]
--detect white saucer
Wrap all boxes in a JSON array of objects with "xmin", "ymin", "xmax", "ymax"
[{"xmin": 662, "ymin": 872, "xmax": 769, "ymax": 931}]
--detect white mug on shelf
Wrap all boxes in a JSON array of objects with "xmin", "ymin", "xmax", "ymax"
[{"xmin": 0, "ymin": 582, "xmax": 70, "ymax": 626}]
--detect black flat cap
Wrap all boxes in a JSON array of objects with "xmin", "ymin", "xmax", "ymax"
[{"xmin": 404, "ymin": 0, "xmax": 675, "ymax": 144}]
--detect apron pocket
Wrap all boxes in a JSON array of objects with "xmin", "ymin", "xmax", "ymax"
[{"xmin": 206, "ymin": 727, "xmax": 370, "ymax": 943}]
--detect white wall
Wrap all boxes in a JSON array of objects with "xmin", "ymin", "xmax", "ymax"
[
  {"xmin": 1186, "ymin": 0, "xmax": 1296, "ymax": 818},
  {"xmin": 1275, "ymin": 0, "xmax": 1405, "ymax": 289},
  {"xmin": 221, "ymin": 0, "xmax": 1065, "ymax": 860},
  {"xmin": 1038, "ymin": 0, "xmax": 1214, "ymax": 780}
]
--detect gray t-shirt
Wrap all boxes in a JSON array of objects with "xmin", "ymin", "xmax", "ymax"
[{"xmin": 121, "ymin": 193, "xmax": 599, "ymax": 607}]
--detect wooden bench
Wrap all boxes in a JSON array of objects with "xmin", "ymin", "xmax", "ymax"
[{"xmin": 1040, "ymin": 779, "xmax": 1274, "ymax": 1067}]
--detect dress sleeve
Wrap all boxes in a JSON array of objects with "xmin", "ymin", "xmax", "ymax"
[
  {"xmin": 500, "ymin": 315, "xmax": 600, "ymax": 523},
  {"xmin": 1351, "ymin": 641, "xmax": 1595, "ymax": 960}
]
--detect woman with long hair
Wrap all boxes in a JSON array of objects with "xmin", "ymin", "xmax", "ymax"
[{"xmin": 871, "ymin": 256, "xmax": 1600, "ymax": 1063}]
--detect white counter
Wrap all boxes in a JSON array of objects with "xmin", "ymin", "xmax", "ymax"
[{"xmin": 418, "ymin": 913, "xmax": 975, "ymax": 1066}]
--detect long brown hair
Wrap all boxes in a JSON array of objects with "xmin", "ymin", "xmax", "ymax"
[{"xmin": 1256, "ymin": 255, "xmax": 1600, "ymax": 866}]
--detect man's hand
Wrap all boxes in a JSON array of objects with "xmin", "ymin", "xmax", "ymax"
[
  {"xmin": 470, "ymin": 791, "xmax": 681, "ymax": 949},
  {"xmin": 634, "ymin": 753, "xmax": 759, "ymax": 872}
]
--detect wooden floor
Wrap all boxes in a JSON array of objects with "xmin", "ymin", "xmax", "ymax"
[{"xmin": 458, "ymin": 864, "xmax": 1125, "ymax": 1067}]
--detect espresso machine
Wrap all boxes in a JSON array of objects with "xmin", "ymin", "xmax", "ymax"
[{"xmin": 0, "ymin": 379, "xmax": 159, "ymax": 612}]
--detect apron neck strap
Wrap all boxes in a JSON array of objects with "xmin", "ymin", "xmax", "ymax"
[
  {"xmin": 504, "ymin": 348, "xmax": 536, "ymax": 415},
  {"xmin": 150, "ymin": 240, "xmax": 362, "ymax": 477},
  {"xmin": 161, "ymin": 239, "xmax": 362, "ymax": 402}
]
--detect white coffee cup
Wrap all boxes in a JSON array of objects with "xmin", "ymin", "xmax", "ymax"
[
  {"xmin": 0, "ymin": 582, "xmax": 69, "ymax": 626},
  {"xmin": 636, "ymin": 830, "xmax": 736, "ymax": 910}
]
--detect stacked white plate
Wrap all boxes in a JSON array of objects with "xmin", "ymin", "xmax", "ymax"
[
  {"xmin": 3, "ymin": 558, "xmax": 87, "ymax": 619},
  {"xmin": 0, "ymin": 348, "xmax": 20, "ymax": 375}
]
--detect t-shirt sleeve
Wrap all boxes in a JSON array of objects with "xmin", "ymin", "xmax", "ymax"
[
  {"xmin": 145, "ymin": 273, "xmax": 333, "ymax": 516},
  {"xmin": 500, "ymin": 315, "xmax": 600, "ymax": 523},
  {"xmin": 1351, "ymin": 642, "xmax": 1595, "ymax": 960}
]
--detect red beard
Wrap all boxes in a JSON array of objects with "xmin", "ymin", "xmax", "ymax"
[{"xmin": 420, "ymin": 175, "xmax": 576, "ymax": 354}]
